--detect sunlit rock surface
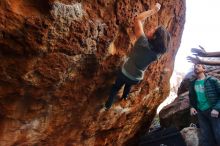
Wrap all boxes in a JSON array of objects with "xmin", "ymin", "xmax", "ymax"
[{"xmin": 0, "ymin": 0, "xmax": 185, "ymax": 145}]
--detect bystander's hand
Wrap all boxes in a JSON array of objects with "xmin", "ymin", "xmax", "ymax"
[
  {"xmin": 190, "ymin": 108, "xmax": 198, "ymax": 116},
  {"xmin": 211, "ymin": 109, "xmax": 219, "ymax": 118}
]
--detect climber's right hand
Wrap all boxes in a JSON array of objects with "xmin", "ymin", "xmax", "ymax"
[{"xmin": 155, "ymin": 3, "xmax": 161, "ymax": 11}]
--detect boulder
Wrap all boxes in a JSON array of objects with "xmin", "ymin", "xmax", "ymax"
[{"xmin": 0, "ymin": 0, "xmax": 185, "ymax": 145}]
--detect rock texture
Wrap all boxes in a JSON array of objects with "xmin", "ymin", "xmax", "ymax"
[
  {"xmin": 159, "ymin": 66, "xmax": 220, "ymax": 129},
  {"xmin": 159, "ymin": 91, "xmax": 192, "ymax": 129},
  {"xmin": 0, "ymin": 0, "xmax": 185, "ymax": 146}
]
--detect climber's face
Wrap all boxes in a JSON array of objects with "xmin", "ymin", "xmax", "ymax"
[{"xmin": 147, "ymin": 28, "xmax": 156, "ymax": 40}]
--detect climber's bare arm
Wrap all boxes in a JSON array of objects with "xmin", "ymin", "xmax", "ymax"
[{"xmin": 133, "ymin": 3, "xmax": 161, "ymax": 39}]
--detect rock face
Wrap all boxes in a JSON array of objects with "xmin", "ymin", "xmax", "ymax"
[
  {"xmin": 159, "ymin": 91, "xmax": 192, "ymax": 129},
  {"xmin": 0, "ymin": 0, "xmax": 185, "ymax": 146}
]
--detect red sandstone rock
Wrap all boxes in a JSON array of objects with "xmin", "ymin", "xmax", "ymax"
[{"xmin": 0, "ymin": 0, "xmax": 185, "ymax": 145}]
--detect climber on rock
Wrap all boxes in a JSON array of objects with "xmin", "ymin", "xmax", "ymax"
[{"xmin": 104, "ymin": 3, "xmax": 171, "ymax": 110}]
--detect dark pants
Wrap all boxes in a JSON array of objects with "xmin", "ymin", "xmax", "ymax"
[
  {"xmin": 105, "ymin": 71, "xmax": 139, "ymax": 109},
  {"xmin": 197, "ymin": 109, "xmax": 220, "ymax": 146}
]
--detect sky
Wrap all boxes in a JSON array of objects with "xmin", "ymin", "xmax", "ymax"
[{"xmin": 174, "ymin": 0, "xmax": 220, "ymax": 74}]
